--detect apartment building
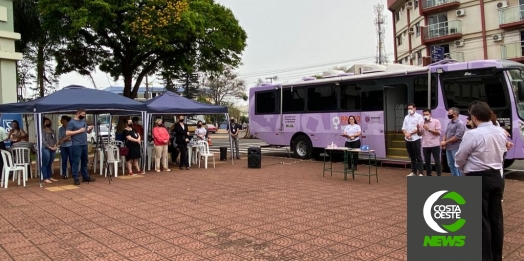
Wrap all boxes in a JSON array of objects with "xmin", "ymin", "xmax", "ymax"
[
  {"xmin": 388, "ymin": 0, "xmax": 524, "ymax": 66},
  {"xmin": 0, "ymin": 0, "xmax": 22, "ymax": 103}
]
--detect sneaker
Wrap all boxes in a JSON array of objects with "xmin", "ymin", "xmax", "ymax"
[
  {"xmin": 82, "ymin": 178, "xmax": 96, "ymax": 182},
  {"xmin": 406, "ymin": 173, "xmax": 416, "ymax": 177},
  {"xmin": 418, "ymin": 174, "xmax": 423, "ymax": 176},
  {"xmin": 74, "ymin": 179, "xmax": 80, "ymax": 185}
]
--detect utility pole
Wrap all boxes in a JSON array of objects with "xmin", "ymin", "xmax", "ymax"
[
  {"xmin": 145, "ymin": 74, "xmax": 149, "ymax": 99},
  {"xmin": 374, "ymin": 3, "xmax": 388, "ymax": 65}
]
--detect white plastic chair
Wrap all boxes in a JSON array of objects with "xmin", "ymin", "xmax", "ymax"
[
  {"xmin": 10, "ymin": 147, "xmax": 32, "ymax": 179},
  {"xmin": 197, "ymin": 141, "xmax": 215, "ymax": 169},
  {"xmin": 1, "ymin": 150, "xmax": 27, "ymax": 188},
  {"xmin": 104, "ymin": 145, "xmax": 121, "ymax": 177},
  {"xmin": 108, "ymin": 141, "xmax": 126, "ymax": 175}
]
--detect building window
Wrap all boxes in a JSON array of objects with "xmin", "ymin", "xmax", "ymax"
[
  {"xmin": 397, "ymin": 35, "xmax": 402, "ymax": 46},
  {"xmin": 414, "ymin": 0, "xmax": 418, "ymax": 9},
  {"xmin": 415, "ymin": 23, "xmax": 420, "ymax": 37},
  {"xmin": 395, "ymin": 10, "xmax": 401, "ymax": 22},
  {"xmin": 417, "ymin": 50, "xmax": 422, "ymax": 65},
  {"xmin": 398, "ymin": 60, "xmax": 402, "ymax": 64},
  {"xmin": 404, "ymin": 57, "xmax": 408, "ymax": 63}
]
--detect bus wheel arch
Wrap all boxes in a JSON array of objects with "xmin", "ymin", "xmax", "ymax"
[{"xmin": 291, "ymin": 133, "xmax": 313, "ymax": 159}]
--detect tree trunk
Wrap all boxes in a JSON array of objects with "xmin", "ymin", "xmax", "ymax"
[
  {"xmin": 37, "ymin": 44, "xmax": 45, "ymax": 97},
  {"xmin": 123, "ymin": 73, "xmax": 133, "ymax": 98}
]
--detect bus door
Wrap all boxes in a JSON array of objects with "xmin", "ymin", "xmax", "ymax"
[
  {"xmin": 360, "ymin": 86, "xmax": 387, "ymax": 158},
  {"xmin": 382, "ymin": 84, "xmax": 408, "ymax": 159}
]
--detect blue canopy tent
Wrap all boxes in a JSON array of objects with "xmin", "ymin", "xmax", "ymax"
[
  {"xmin": 0, "ymin": 85, "xmax": 147, "ymax": 186},
  {"xmin": 143, "ymin": 91, "xmax": 236, "ymax": 165}
]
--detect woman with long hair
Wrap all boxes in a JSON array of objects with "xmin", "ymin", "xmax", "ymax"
[
  {"xmin": 41, "ymin": 118, "xmax": 58, "ymax": 183},
  {"xmin": 6, "ymin": 120, "xmax": 27, "ymax": 143},
  {"xmin": 123, "ymin": 118, "xmax": 145, "ymax": 175}
]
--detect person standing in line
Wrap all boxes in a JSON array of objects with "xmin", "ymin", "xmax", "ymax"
[
  {"xmin": 195, "ymin": 121, "xmax": 207, "ymax": 160},
  {"xmin": 132, "ymin": 117, "xmax": 144, "ymax": 139},
  {"xmin": 66, "ymin": 109, "xmax": 96, "ymax": 185},
  {"xmin": 123, "ymin": 118, "xmax": 145, "ymax": 175},
  {"xmin": 455, "ymin": 102, "xmax": 507, "ymax": 261},
  {"xmin": 420, "ymin": 109, "xmax": 442, "ymax": 176},
  {"xmin": 41, "ymin": 118, "xmax": 58, "ymax": 184},
  {"xmin": 342, "ymin": 116, "xmax": 361, "ymax": 170},
  {"xmin": 0, "ymin": 125, "xmax": 7, "ymax": 173},
  {"xmin": 152, "ymin": 118, "xmax": 170, "ymax": 173},
  {"xmin": 402, "ymin": 103, "xmax": 424, "ymax": 177},
  {"xmin": 227, "ymin": 117, "xmax": 240, "ymax": 160},
  {"xmin": 441, "ymin": 107, "xmax": 466, "ymax": 176},
  {"xmin": 174, "ymin": 115, "xmax": 190, "ymax": 170},
  {"xmin": 58, "ymin": 115, "xmax": 72, "ymax": 179}
]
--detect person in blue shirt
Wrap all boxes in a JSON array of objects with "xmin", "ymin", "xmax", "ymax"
[
  {"xmin": 58, "ymin": 115, "xmax": 72, "ymax": 179},
  {"xmin": 66, "ymin": 109, "xmax": 96, "ymax": 185}
]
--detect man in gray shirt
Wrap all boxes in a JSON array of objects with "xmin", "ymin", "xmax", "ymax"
[
  {"xmin": 455, "ymin": 102, "xmax": 506, "ymax": 261},
  {"xmin": 441, "ymin": 107, "xmax": 466, "ymax": 176},
  {"xmin": 66, "ymin": 109, "xmax": 95, "ymax": 185}
]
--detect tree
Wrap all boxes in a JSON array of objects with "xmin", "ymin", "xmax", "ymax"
[
  {"xmin": 39, "ymin": 0, "xmax": 247, "ymax": 98},
  {"xmin": 206, "ymin": 66, "xmax": 247, "ymax": 106},
  {"xmin": 14, "ymin": 0, "xmax": 59, "ymax": 98}
]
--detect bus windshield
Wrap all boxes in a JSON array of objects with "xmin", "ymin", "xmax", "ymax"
[{"xmin": 507, "ymin": 69, "xmax": 524, "ymax": 120}]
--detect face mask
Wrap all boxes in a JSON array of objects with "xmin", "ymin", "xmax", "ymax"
[
  {"xmin": 45, "ymin": 124, "xmax": 51, "ymax": 128},
  {"xmin": 466, "ymin": 124, "xmax": 472, "ymax": 129},
  {"xmin": 424, "ymin": 116, "xmax": 430, "ymax": 121},
  {"xmin": 231, "ymin": 120, "xmax": 235, "ymax": 123},
  {"xmin": 407, "ymin": 109, "xmax": 414, "ymax": 115},
  {"xmin": 79, "ymin": 115, "xmax": 85, "ymax": 120},
  {"xmin": 197, "ymin": 124, "xmax": 202, "ymax": 128},
  {"xmin": 447, "ymin": 114, "xmax": 454, "ymax": 119},
  {"xmin": 179, "ymin": 119, "xmax": 184, "ymax": 122},
  {"xmin": 128, "ymin": 123, "xmax": 133, "ymax": 126}
]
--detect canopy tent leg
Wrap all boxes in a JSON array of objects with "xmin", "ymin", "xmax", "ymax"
[
  {"xmin": 141, "ymin": 111, "xmax": 148, "ymax": 170},
  {"xmin": 225, "ymin": 113, "xmax": 234, "ymax": 165}
]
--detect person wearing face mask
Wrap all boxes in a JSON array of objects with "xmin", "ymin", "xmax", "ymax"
[
  {"xmin": 195, "ymin": 121, "xmax": 207, "ymax": 160},
  {"xmin": 41, "ymin": 117, "xmax": 58, "ymax": 184},
  {"xmin": 420, "ymin": 109, "xmax": 442, "ymax": 176},
  {"xmin": 174, "ymin": 116, "xmax": 190, "ymax": 170},
  {"xmin": 455, "ymin": 102, "xmax": 507, "ymax": 261},
  {"xmin": 66, "ymin": 109, "xmax": 96, "ymax": 185},
  {"xmin": 441, "ymin": 107, "xmax": 466, "ymax": 177},
  {"xmin": 402, "ymin": 103, "xmax": 424, "ymax": 177},
  {"xmin": 227, "ymin": 117, "xmax": 240, "ymax": 160},
  {"xmin": 123, "ymin": 118, "xmax": 145, "ymax": 175},
  {"xmin": 152, "ymin": 119, "xmax": 170, "ymax": 173},
  {"xmin": 342, "ymin": 115, "xmax": 361, "ymax": 170}
]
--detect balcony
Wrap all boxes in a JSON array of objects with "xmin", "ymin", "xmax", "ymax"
[
  {"xmin": 420, "ymin": 0, "xmax": 460, "ymax": 15},
  {"xmin": 422, "ymin": 20, "xmax": 462, "ymax": 45},
  {"xmin": 445, "ymin": 52, "xmax": 464, "ymax": 62},
  {"xmin": 501, "ymin": 41, "xmax": 524, "ymax": 62},
  {"xmin": 499, "ymin": 5, "xmax": 524, "ymax": 30}
]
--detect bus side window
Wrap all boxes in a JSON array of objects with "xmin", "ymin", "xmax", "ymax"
[
  {"xmin": 361, "ymin": 88, "xmax": 384, "ymax": 111},
  {"xmin": 255, "ymin": 91, "xmax": 277, "ymax": 114},
  {"xmin": 340, "ymin": 84, "xmax": 361, "ymax": 111},
  {"xmin": 282, "ymin": 88, "xmax": 306, "ymax": 113}
]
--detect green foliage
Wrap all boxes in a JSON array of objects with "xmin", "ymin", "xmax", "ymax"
[
  {"xmin": 39, "ymin": 0, "xmax": 247, "ymax": 98},
  {"xmin": 205, "ymin": 66, "xmax": 246, "ymax": 106},
  {"xmin": 239, "ymin": 116, "xmax": 249, "ymax": 123}
]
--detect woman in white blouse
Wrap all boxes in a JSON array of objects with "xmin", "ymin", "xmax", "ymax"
[
  {"xmin": 195, "ymin": 121, "xmax": 207, "ymax": 160},
  {"xmin": 342, "ymin": 116, "xmax": 362, "ymax": 170}
]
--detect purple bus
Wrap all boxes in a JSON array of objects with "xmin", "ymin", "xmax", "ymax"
[{"xmin": 248, "ymin": 59, "xmax": 524, "ymax": 169}]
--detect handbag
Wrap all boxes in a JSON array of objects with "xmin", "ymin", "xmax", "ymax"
[{"xmin": 120, "ymin": 139, "xmax": 129, "ymax": 156}]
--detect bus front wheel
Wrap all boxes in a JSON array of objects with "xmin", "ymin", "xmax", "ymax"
[
  {"xmin": 292, "ymin": 135, "xmax": 312, "ymax": 159},
  {"xmin": 504, "ymin": 159, "xmax": 515, "ymax": 169}
]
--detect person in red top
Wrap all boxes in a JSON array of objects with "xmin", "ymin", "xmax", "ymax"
[
  {"xmin": 152, "ymin": 118, "xmax": 171, "ymax": 172},
  {"xmin": 132, "ymin": 117, "xmax": 144, "ymax": 138}
]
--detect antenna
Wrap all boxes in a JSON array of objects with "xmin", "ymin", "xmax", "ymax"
[{"xmin": 374, "ymin": 3, "xmax": 388, "ymax": 65}]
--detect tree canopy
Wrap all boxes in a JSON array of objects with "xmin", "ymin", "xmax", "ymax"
[{"xmin": 39, "ymin": 0, "xmax": 248, "ymax": 98}]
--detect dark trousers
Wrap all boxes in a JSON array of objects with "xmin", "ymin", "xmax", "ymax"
[
  {"xmin": 423, "ymin": 146, "xmax": 441, "ymax": 176},
  {"xmin": 60, "ymin": 146, "xmax": 72, "ymax": 177},
  {"xmin": 169, "ymin": 146, "xmax": 179, "ymax": 164},
  {"xmin": 345, "ymin": 140, "xmax": 361, "ymax": 169},
  {"xmin": 0, "ymin": 141, "xmax": 5, "ymax": 173},
  {"xmin": 176, "ymin": 142, "xmax": 189, "ymax": 168},
  {"xmin": 71, "ymin": 145, "xmax": 90, "ymax": 181},
  {"xmin": 466, "ymin": 169, "xmax": 504, "ymax": 261},
  {"xmin": 405, "ymin": 139, "xmax": 423, "ymax": 174}
]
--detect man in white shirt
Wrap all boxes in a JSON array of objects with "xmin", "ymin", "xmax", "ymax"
[{"xmin": 402, "ymin": 103, "xmax": 424, "ymax": 177}]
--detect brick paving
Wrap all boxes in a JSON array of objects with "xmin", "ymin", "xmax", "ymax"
[{"xmin": 1, "ymin": 156, "xmax": 524, "ymax": 260}]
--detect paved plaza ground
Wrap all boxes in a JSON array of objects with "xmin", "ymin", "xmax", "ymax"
[{"xmin": 1, "ymin": 155, "xmax": 524, "ymax": 260}]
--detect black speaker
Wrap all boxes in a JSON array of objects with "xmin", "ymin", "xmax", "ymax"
[
  {"xmin": 248, "ymin": 147, "xmax": 261, "ymax": 168},
  {"xmin": 219, "ymin": 147, "xmax": 227, "ymax": 161}
]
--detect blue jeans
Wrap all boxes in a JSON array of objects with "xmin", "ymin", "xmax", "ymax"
[
  {"xmin": 41, "ymin": 148, "xmax": 56, "ymax": 180},
  {"xmin": 71, "ymin": 145, "xmax": 89, "ymax": 180},
  {"xmin": 60, "ymin": 146, "xmax": 72, "ymax": 177},
  {"xmin": 446, "ymin": 149, "xmax": 462, "ymax": 176}
]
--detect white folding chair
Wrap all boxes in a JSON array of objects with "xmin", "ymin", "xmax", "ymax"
[
  {"xmin": 1, "ymin": 150, "xmax": 27, "ymax": 188},
  {"xmin": 10, "ymin": 147, "xmax": 32, "ymax": 179},
  {"xmin": 104, "ymin": 145, "xmax": 121, "ymax": 177},
  {"xmin": 109, "ymin": 141, "xmax": 126, "ymax": 175},
  {"xmin": 197, "ymin": 141, "xmax": 215, "ymax": 169}
]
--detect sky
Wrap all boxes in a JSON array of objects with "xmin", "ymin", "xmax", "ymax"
[{"xmin": 56, "ymin": 0, "xmax": 395, "ymax": 106}]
